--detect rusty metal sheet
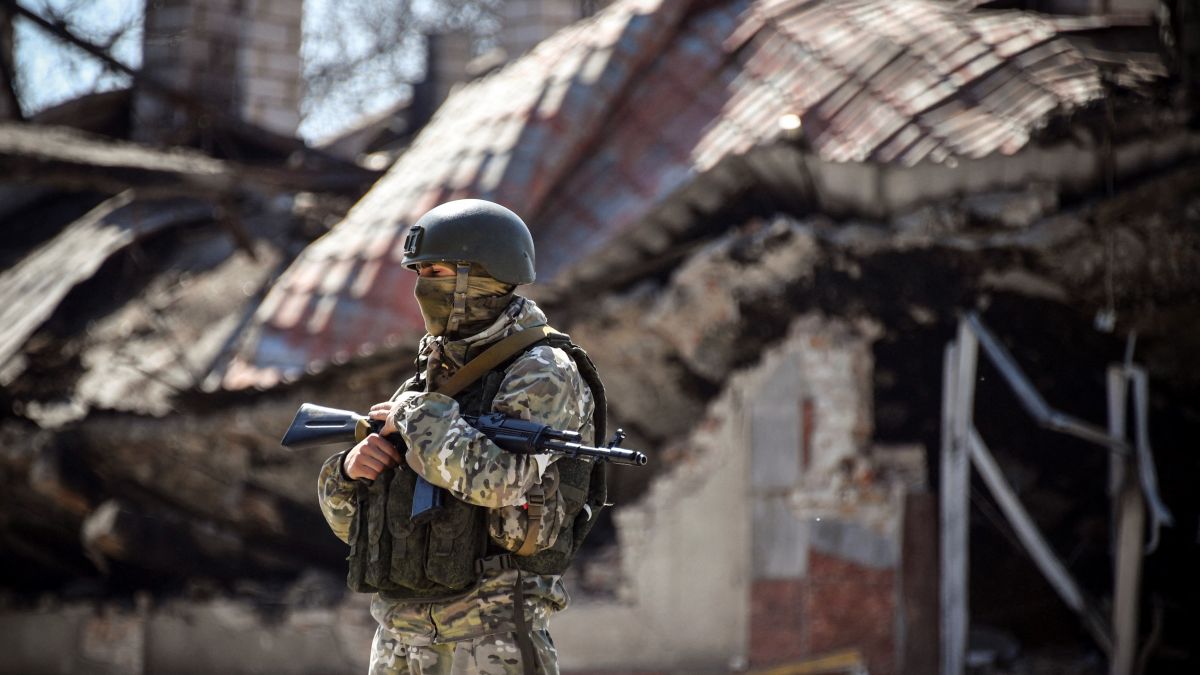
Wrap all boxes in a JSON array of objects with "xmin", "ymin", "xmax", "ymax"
[
  {"xmin": 222, "ymin": 0, "xmax": 1161, "ymax": 389},
  {"xmin": 0, "ymin": 194, "xmax": 215, "ymax": 373}
]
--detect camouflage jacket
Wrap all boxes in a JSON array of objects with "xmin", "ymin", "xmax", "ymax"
[{"xmin": 317, "ymin": 296, "xmax": 594, "ymax": 645}]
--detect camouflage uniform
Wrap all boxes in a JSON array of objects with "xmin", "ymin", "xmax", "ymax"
[{"xmin": 318, "ymin": 296, "xmax": 593, "ymax": 674}]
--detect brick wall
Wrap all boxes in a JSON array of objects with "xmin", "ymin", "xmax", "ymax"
[
  {"xmin": 749, "ymin": 559, "xmax": 897, "ymax": 673},
  {"xmin": 750, "ymin": 579, "xmax": 808, "ymax": 663},
  {"xmin": 428, "ymin": 30, "xmax": 473, "ymax": 110},
  {"xmin": 238, "ymin": 0, "xmax": 302, "ymax": 135},
  {"xmin": 745, "ymin": 316, "xmax": 906, "ymax": 674},
  {"xmin": 135, "ymin": 0, "xmax": 302, "ymax": 142}
]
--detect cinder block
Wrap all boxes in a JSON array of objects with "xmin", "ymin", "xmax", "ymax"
[
  {"xmin": 752, "ymin": 495, "xmax": 810, "ymax": 578},
  {"xmin": 80, "ymin": 613, "xmax": 146, "ymax": 674},
  {"xmin": 144, "ymin": 600, "xmax": 360, "ymax": 673},
  {"xmin": 810, "ymin": 518, "xmax": 899, "ymax": 569},
  {"xmin": 245, "ymin": 91, "xmax": 301, "ymax": 114},
  {"xmin": 236, "ymin": 49, "xmax": 262, "ymax": 76},
  {"xmin": 203, "ymin": 7, "xmax": 241, "ymax": 34}
]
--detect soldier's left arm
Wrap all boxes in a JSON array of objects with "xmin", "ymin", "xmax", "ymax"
[{"xmin": 391, "ymin": 344, "xmax": 591, "ymax": 509}]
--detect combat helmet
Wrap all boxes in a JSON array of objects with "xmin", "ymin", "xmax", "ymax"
[{"xmin": 401, "ymin": 199, "xmax": 535, "ymax": 284}]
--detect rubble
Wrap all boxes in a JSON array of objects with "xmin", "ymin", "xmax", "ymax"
[{"xmin": 0, "ymin": 586, "xmax": 375, "ymax": 674}]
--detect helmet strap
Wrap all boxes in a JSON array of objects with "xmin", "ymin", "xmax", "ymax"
[{"xmin": 446, "ymin": 263, "xmax": 470, "ymax": 335}]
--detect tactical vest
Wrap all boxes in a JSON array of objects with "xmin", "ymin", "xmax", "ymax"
[{"xmin": 344, "ymin": 334, "xmax": 607, "ymax": 600}]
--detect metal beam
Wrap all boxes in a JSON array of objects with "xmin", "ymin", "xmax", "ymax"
[
  {"xmin": 965, "ymin": 313, "xmax": 1129, "ymax": 456},
  {"xmin": 967, "ymin": 427, "xmax": 1113, "ymax": 655}
]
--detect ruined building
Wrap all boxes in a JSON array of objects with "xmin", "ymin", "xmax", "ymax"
[{"xmin": 2, "ymin": 0, "xmax": 1199, "ymax": 673}]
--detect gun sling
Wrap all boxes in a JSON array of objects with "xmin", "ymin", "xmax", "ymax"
[{"xmin": 431, "ymin": 323, "xmax": 558, "ymax": 397}]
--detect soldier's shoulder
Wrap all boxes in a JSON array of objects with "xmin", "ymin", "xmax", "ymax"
[
  {"xmin": 520, "ymin": 342, "xmax": 578, "ymax": 370},
  {"xmin": 502, "ymin": 343, "xmax": 581, "ymax": 385}
]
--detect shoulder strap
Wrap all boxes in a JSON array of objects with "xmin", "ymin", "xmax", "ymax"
[{"xmin": 434, "ymin": 324, "xmax": 557, "ymax": 397}]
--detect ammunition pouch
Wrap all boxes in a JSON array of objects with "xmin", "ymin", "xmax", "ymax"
[{"xmin": 346, "ymin": 465, "xmax": 488, "ymax": 598}]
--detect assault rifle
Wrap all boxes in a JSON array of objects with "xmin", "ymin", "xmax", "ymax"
[{"xmin": 281, "ymin": 403, "xmax": 647, "ymax": 523}]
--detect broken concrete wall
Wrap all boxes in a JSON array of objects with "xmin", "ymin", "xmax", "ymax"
[
  {"xmin": 550, "ymin": 341, "xmax": 752, "ymax": 671},
  {"xmin": 552, "ymin": 313, "xmax": 919, "ymax": 674},
  {"xmin": 548, "ymin": 161, "xmax": 1200, "ymax": 672},
  {"xmin": 744, "ymin": 316, "xmax": 904, "ymax": 674}
]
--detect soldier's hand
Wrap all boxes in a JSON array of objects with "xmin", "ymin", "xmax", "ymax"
[
  {"xmin": 343, "ymin": 433, "xmax": 402, "ymax": 481},
  {"xmin": 368, "ymin": 401, "xmax": 400, "ymax": 436}
]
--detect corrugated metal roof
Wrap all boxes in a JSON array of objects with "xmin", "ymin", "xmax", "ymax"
[
  {"xmin": 0, "ymin": 193, "xmax": 215, "ymax": 377},
  {"xmin": 222, "ymin": 0, "xmax": 1158, "ymax": 389}
]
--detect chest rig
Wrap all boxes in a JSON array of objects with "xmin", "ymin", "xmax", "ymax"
[{"xmin": 344, "ymin": 331, "xmax": 607, "ymax": 600}]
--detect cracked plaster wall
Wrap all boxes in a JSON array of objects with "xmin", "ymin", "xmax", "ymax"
[{"xmin": 552, "ymin": 313, "xmax": 913, "ymax": 673}]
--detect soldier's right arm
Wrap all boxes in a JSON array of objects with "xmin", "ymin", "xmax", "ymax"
[
  {"xmin": 316, "ymin": 435, "xmax": 404, "ymax": 542},
  {"xmin": 317, "ymin": 372, "xmax": 420, "ymax": 543}
]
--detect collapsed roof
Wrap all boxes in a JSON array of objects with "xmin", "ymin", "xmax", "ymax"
[{"xmin": 221, "ymin": 0, "xmax": 1176, "ymax": 391}]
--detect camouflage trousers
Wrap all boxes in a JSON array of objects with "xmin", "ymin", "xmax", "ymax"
[{"xmin": 369, "ymin": 625, "xmax": 558, "ymax": 675}]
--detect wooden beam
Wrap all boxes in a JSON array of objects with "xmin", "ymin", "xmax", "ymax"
[
  {"xmin": 1110, "ymin": 468, "xmax": 1145, "ymax": 675},
  {"xmin": 28, "ymin": 442, "xmax": 92, "ymax": 517},
  {"xmin": 940, "ymin": 330, "xmax": 972, "ymax": 675},
  {"xmin": 0, "ymin": 121, "xmax": 381, "ymax": 198},
  {"xmin": 1107, "ymin": 367, "xmax": 1128, "ymax": 537},
  {"xmin": 1108, "ymin": 366, "xmax": 1143, "ymax": 675}
]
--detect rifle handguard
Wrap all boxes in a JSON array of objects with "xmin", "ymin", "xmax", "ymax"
[{"xmin": 465, "ymin": 413, "xmax": 648, "ymax": 466}]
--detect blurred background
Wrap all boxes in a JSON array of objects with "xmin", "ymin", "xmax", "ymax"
[{"xmin": 0, "ymin": 0, "xmax": 1197, "ymax": 673}]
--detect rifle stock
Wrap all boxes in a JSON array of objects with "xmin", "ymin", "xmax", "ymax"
[
  {"xmin": 281, "ymin": 403, "xmax": 444, "ymax": 522},
  {"xmin": 280, "ymin": 403, "xmax": 368, "ymax": 448}
]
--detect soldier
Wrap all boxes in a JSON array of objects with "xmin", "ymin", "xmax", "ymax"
[{"xmin": 316, "ymin": 199, "xmax": 601, "ymax": 675}]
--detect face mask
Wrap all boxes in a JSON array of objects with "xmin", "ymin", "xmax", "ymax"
[{"xmin": 414, "ymin": 272, "xmax": 514, "ymax": 337}]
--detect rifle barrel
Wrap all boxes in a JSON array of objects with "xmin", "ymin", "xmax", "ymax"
[{"xmin": 544, "ymin": 439, "xmax": 648, "ymax": 466}]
